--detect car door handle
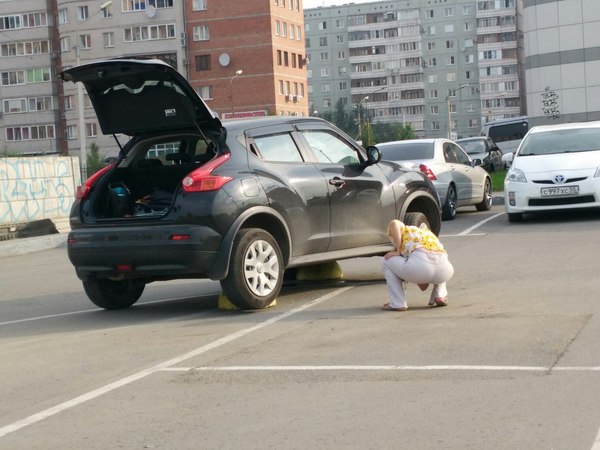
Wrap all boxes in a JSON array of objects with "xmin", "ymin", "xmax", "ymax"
[{"xmin": 329, "ymin": 177, "xmax": 345, "ymax": 188}]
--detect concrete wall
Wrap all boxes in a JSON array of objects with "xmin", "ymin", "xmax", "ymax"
[{"xmin": 0, "ymin": 157, "xmax": 80, "ymax": 233}]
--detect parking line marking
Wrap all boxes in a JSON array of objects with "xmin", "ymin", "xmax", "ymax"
[
  {"xmin": 457, "ymin": 212, "xmax": 505, "ymax": 236},
  {"xmin": 0, "ymin": 286, "xmax": 354, "ymax": 438},
  {"xmin": 161, "ymin": 365, "xmax": 600, "ymax": 372},
  {"xmin": 0, "ymin": 297, "xmax": 206, "ymax": 327}
]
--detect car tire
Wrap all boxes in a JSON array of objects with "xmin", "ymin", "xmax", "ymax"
[
  {"xmin": 507, "ymin": 212, "xmax": 523, "ymax": 222},
  {"xmin": 82, "ymin": 278, "xmax": 145, "ymax": 310},
  {"xmin": 404, "ymin": 212, "xmax": 431, "ymax": 230},
  {"xmin": 476, "ymin": 178, "xmax": 493, "ymax": 211},
  {"xmin": 221, "ymin": 228, "xmax": 284, "ymax": 310},
  {"xmin": 441, "ymin": 185, "xmax": 457, "ymax": 220}
]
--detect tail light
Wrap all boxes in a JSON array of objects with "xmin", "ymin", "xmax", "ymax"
[
  {"xmin": 182, "ymin": 153, "xmax": 232, "ymax": 192},
  {"xmin": 76, "ymin": 164, "xmax": 113, "ymax": 200},
  {"xmin": 419, "ymin": 163, "xmax": 437, "ymax": 181}
]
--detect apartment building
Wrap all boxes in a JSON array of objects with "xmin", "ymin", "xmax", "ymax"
[
  {"xmin": 0, "ymin": 0, "xmax": 307, "ymax": 160},
  {"xmin": 304, "ymin": 0, "xmax": 524, "ymax": 139}
]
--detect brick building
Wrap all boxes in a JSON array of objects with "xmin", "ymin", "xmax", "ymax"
[{"xmin": 187, "ymin": 0, "xmax": 308, "ymax": 119}]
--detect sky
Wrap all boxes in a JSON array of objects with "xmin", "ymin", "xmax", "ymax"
[{"xmin": 303, "ymin": 0, "xmax": 381, "ymax": 9}]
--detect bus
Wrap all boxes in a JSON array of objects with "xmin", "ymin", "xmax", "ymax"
[{"xmin": 482, "ymin": 116, "xmax": 529, "ymax": 155}]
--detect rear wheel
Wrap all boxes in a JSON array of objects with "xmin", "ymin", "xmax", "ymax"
[
  {"xmin": 476, "ymin": 178, "xmax": 493, "ymax": 211},
  {"xmin": 441, "ymin": 185, "xmax": 457, "ymax": 220},
  {"xmin": 220, "ymin": 228, "xmax": 284, "ymax": 310},
  {"xmin": 82, "ymin": 278, "xmax": 145, "ymax": 310},
  {"xmin": 404, "ymin": 212, "xmax": 430, "ymax": 230}
]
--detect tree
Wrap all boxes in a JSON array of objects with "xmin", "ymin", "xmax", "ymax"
[{"xmin": 86, "ymin": 142, "xmax": 103, "ymax": 177}]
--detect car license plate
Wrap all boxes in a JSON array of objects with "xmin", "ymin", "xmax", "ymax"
[{"xmin": 540, "ymin": 185, "xmax": 579, "ymax": 196}]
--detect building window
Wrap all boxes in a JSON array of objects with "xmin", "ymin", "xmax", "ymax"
[
  {"xmin": 296, "ymin": 26, "xmax": 302, "ymax": 40},
  {"xmin": 430, "ymin": 105, "xmax": 439, "ymax": 114},
  {"xmin": 445, "ymin": 24, "xmax": 455, "ymax": 33},
  {"xmin": 319, "ymin": 36, "xmax": 327, "ymax": 46},
  {"xmin": 192, "ymin": 0, "xmax": 207, "ymax": 10},
  {"xmin": 431, "ymin": 122, "xmax": 440, "ymax": 131},
  {"xmin": 195, "ymin": 55, "xmax": 211, "ymax": 71},
  {"xmin": 446, "ymin": 72, "xmax": 456, "ymax": 82},
  {"xmin": 320, "ymin": 52, "xmax": 328, "ymax": 62},
  {"xmin": 320, "ymin": 67, "xmax": 330, "ymax": 76},
  {"xmin": 281, "ymin": 22, "xmax": 287, "ymax": 37},
  {"xmin": 26, "ymin": 68, "xmax": 51, "ymax": 83},
  {"xmin": 318, "ymin": 21, "xmax": 327, "ymax": 30},
  {"xmin": 123, "ymin": 24, "xmax": 176, "ymax": 42},
  {"xmin": 58, "ymin": 9, "xmax": 68, "ymax": 24},
  {"xmin": 446, "ymin": 40, "xmax": 454, "ymax": 49},
  {"xmin": 444, "ymin": 7, "xmax": 453, "ymax": 17},
  {"xmin": 60, "ymin": 37, "xmax": 70, "ymax": 52},
  {"xmin": 198, "ymin": 85, "xmax": 212, "ymax": 100},
  {"xmin": 86, "ymin": 123, "xmax": 98, "ymax": 138},
  {"xmin": 78, "ymin": 6, "xmax": 89, "ymax": 20},
  {"xmin": 275, "ymin": 20, "xmax": 280, "ymax": 36},
  {"xmin": 446, "ymin": 56, "xmax": 455, "ymax": 65},
  {"xmin": 28, "ymin": 96, "xmax": 53, "ymax": 111},
  {"xmin": 193, "ymin": 25, "xmax": 209, "ymax": 41},
  {"xmin": 429, "ymin": 89, "xmax": 438, "ymax": 99},
  {"xmin": 103, "ymin": 32, "xmax": 114, "ymax": 47},
  {"xmin": 427, "ymin": 42, "xmax": 435, "ymax": 51},
  {"xmin": 79, "ymin": 34, "xmax": 91, "ymax": 49}
]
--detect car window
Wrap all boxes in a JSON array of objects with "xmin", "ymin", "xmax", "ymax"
[
  {"xmin": 443, "ymin": 143, "xmax": 458, "ymax": 163},
  {"xmin": 253, "ymin": 133, "xmax": 304, "ymax": 162},
  {"xmin": 379, "ymin": 142, "xmax": 434, "ymax": 160},
  {"xmin": 451, "ymin": 143, "xmax": 471, "ymax": 165},
  {"xmin": 459, "ymin": 140, "xmax": 485, "ymax": 154},
  {"xmin": 301, "ymin": 130, "xmax": 360, "ymax": 164},
  {"xmin": 520, "ymin": 127, "xmax": 600, "ymax": 155}
]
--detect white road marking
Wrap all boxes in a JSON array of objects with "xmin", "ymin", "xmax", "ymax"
[
  {"xmin": 456, "ymin": 211, "xmax": 505, "ymax": 236},
  {"xmin": 161, "ymin": 365, "xmax": 600, "ymax": 372},
  {"xmin": 0, "ymin": 297, "xmax": 202, "ymax": 327},
  {"xmin": 0, "ymin": 286, "xmax": 354, "ymax": 438}
]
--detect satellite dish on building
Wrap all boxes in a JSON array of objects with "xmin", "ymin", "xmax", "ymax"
[
  {"xmin": 145, "ymin": 5, "xmax": 156, "ymax": 17},
  {"xmin": 219, "ymin": 53, "xmax": 230, "ymax": 67}
]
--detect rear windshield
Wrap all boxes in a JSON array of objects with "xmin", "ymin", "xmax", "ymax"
[
  {"xmin": 379, "ymin": 142, "xmax": 434, "ymax": 161},
  {"xmin": 458, "ymin": 140, "xmax": 486, "ymax": 154},
  {"xmin": 519, "ymin": 128, "xmax": 600, "ymax": 156}
]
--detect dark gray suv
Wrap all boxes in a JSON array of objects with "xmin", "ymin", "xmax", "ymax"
[{"xmin": 60, "ymin": 59, "xmax": 441, "ymax": 310}]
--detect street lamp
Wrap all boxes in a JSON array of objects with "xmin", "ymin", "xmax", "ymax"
[
  {"xmin": 356, "ymin": 96, "xmax": 369, "ymax": 140},
  {"xmin": 229, "ymin": 69, "xmax": 243, "ymax": 116},
  {"xmin": 446, "ymin": 84, "xmax": 469, "ymax": 139}
]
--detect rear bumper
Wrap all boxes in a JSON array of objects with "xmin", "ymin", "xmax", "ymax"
[{"xmin": 67, "ymin": 225, "xmax": 224, "ymax": 281}]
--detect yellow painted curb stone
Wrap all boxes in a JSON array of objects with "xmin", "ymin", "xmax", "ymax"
[
  {"xmin": 295, "ymin": 262, "xmax": 343, "ymax": 281},
  {"xmin": 218, "ymin": 293, "xmax": 277, "ymax": 310}
]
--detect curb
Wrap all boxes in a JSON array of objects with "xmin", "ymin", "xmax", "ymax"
[{"xmin": 0, "ymin": 233, "xmax": 68, "ymax": 258}]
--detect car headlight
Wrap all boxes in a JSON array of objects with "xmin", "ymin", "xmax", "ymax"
[{"xmin": 506, "ymin": 167, "xmax": 527, "ymax": 183}]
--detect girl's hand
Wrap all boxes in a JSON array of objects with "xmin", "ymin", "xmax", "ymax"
[{"xmin": 384, "ymin": 251, "xmax": 399, "ymax": 260}]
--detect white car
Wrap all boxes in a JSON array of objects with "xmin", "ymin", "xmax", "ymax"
[
  {"xmin": 377, "ymin": 139, "xmax": 493, "ymax": 220},
  {"xmin": 504, "ymin": 120, "xmax": 600, "ymax": 222}
]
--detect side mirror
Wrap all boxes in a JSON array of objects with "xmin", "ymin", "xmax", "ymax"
[{"xmin": 366, "ymin": 146, "xmax": 382, "ymax": 165}]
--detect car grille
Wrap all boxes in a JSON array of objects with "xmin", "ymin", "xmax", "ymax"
[
  {"xmin": 528, "ymin": 195, "xmax": 595, "ymax": 206},
  {"xmin": 532, "ymin": 177, "xmax": 587, "ymax": 184}
]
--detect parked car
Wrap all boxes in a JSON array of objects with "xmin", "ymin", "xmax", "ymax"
[
  {"xmin": 58, "ymin": 59, "xmax": 442, "ymax": 311},
  {"xmin": 376, "ymin": 139, "xmax": 493, "ymax": 220},
  {"xmin": 504, "ymin": 120, "xmax": 600, "ymax": 222},
  {"xmin": 455, "ymin": 136, "xmax": 505, "ymax": 172}
]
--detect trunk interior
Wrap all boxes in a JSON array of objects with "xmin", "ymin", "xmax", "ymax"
[{"xmin": 89, "ymin": 133, "xmax": 217, "ymax": 220}]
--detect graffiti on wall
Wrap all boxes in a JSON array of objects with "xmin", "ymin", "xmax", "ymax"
[{"xmin": 0, "ymin": 157, "xmax": 80, "ymax": 226}]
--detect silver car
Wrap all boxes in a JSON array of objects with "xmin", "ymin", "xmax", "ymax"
[{"xmin": 376, "ymin": 139, "xmax": 493, "ymax": 220}]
